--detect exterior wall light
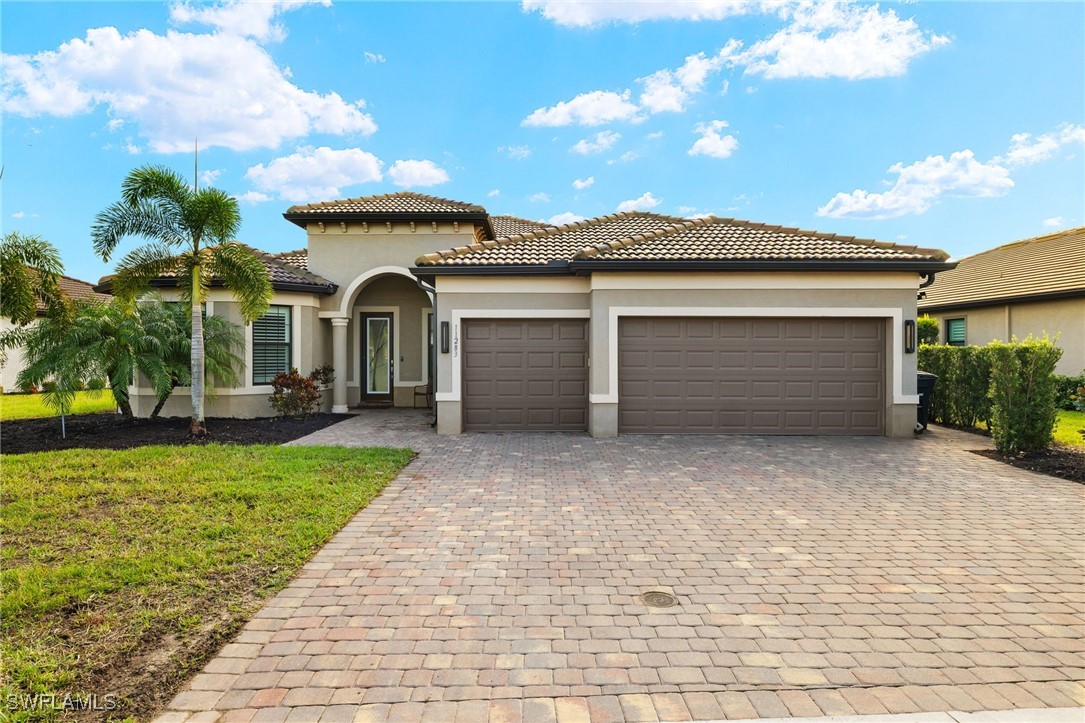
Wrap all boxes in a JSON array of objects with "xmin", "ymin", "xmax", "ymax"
[
  {"xmin": 904, "ymin": 319, "xmax": 916, "ymax": 354},
  {"xmin": 440, "ymin": 321, "xmax": 450, "ymax": 354}
]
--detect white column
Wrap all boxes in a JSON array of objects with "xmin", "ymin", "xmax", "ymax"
[{"xmin": 331, "ymin": 317, "xmax": 349, "ymax": 413}]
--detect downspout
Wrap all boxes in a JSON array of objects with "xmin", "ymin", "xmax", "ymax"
[
  {"xmin": 917, "ymin": 272, "xmax": 937, "ymax": 302},
  {"xmin": 414, "ymin": 275, "xmax": 438, "ymax": 427}
]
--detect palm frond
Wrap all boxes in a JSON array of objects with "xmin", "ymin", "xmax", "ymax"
[
  {"xmin": 0, "ymin": 232, "xmax": 65, "ymax": 324},
  {"xmin": 111, "ymin": 245, "xmax": 183, "ymax": 302},
  {"xmin": 92, "ymin": 199, "xmax": 187, "ymax": 261},
  {"xmin": 121, "ymin": 165, "xmax": 192, "ymax": 209},
  {"xmin": 208, "ymin": 243, "xmax": 272, "ymax": 322},
  {"xmin": 187, "ymin": 188, "xmax": 242, "ymax": 245}
]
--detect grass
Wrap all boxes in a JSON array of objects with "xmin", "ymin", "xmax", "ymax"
[
  {"xmin": 0, "ymin": 392, "xmax": 117, "ymax": 421},
  {"xmin": 1053, "ymin": 409, "xmax": 1085, "ymax": 448},
  {"xmin": 1, "ymin": 444, "xmax": 413, "ymax": 721}
]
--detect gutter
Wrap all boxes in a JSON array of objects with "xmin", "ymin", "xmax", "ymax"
[
  {"xmin": 919, "ymin": 288, "xmax": 1085, "ymax": 313},
  {"xmin": 94, "ymin": 277, "xmax": 339, "ymax": 296}
]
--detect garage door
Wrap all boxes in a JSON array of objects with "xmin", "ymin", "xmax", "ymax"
[
  {"xmin": 463, "ymin": 319, "xmax": 588, "ymax": 431},
  {"xmin": 619, "ymin": 317, "xmax": 884, "ymax": 435}
]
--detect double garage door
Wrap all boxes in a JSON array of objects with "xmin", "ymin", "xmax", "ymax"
[{"xmin": 462, "ymin": 317, "xmax": 885, "ymax": 435}]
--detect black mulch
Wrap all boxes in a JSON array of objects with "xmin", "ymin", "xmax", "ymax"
[
  {"xmin": 1, "ymin": 412, "xmax": 354, "ymax": 455},
  {"xmin": 972, "ymin": 447, "xmax": 1085, "ymax": 484}
]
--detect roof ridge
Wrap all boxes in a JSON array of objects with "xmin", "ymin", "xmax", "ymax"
[
  {"xmin": 269, "ymin": 248, "xmax": 307, "ymax": 257},
  {"xmin": 711, "ymin": 216, "xmax": 951, "ymax": 261},
  {"xmin": 287, "ymin": 191, "xmax": 486, "ymax": 213},
  {"xmin": 573, "ymin": 217, "xmax": 713, "ymax": 259},
  {"xmin": 240, "ymin": 244, "xmax": 335, "ymax": 288},
  {"xmin": 951, "ymin": 225, "xmax": 1085, "ymax": 263},
  {"xmin": 416, "ymin": 211, "xmax": 690, "ymax": 265},
  {"xmin": 491, "ymin": 213, "xmax": 546, "ymax": 225}
]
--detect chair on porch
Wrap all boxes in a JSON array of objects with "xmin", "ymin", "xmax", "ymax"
[{"xmin": 413, "ymin": 382, "xmax": 434, "ymax": 408}]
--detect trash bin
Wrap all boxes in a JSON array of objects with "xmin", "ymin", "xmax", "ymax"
[{"xmin": 916, "ymin": 371, "xmax": 937, "ymax": 433}]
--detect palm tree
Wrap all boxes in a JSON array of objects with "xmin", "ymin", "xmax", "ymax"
[
  {"xmin": 91, "ymin": 165, "xmax": 271, "ymax": 435},
  {"xmin": 0, "ymin": 231, "xmax": 65, "ymax": 325}
]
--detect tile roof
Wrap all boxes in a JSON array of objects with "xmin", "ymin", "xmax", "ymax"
[
  {"xmin": 919, "ymin": 226, "xmax": 1085, "ymax": 310},
  {"xmin": 37, "ymin": 275, "xmax": 110, "ymax": 312},
  {"xmin": 286, "ymin": 192, "xmax": 487, "ymax": 216},
  {"xmin": 576, "ymin": 217, "xmax": 948, "ymax": 262},
  {"xmin": 269, "ymin": 248, "xmax": 308, "ymax": 271},
  {"xmin": 416, "ymin": 212, "xmax": 689, "ymax": 266},
  {"xmin": 416, "ymin": 213, "xmax": 949, "ymax": 267},
  {"xmin": 491, "ymin": 215, "xmax": 547, "ymax": 238}
]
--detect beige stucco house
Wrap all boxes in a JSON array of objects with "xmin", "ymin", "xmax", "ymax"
[
  {"xmin": 107, "ymin": 192, "xmax": 954, "ymax": 438},
  {"xmin": 919, "ymin": 227, "xmax": 1085, "ymax": 375}
]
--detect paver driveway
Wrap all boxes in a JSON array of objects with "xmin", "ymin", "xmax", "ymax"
[{"xmin": 159, "ymin": 411, "xmax": 1085, "ymax": 722}]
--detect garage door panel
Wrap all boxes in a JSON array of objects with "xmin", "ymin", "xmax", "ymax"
[
  {"xmin": 463, "ymin": 319, "xmax": 588, "ymax": 432},
  {"xmin": 619, "ymin": 317, "xmax": 884, "ymax": 435}
]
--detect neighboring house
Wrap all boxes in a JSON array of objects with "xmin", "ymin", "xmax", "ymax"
[
  {"xmin": 0, "ymin": 275, "xmax": 111, "ymax": 392},
  {"xmin": 100, "ymin": 192, "xmax": 953, "ymax": 437},
  {"xmin": 918, "ymin": 227, "xmax": 1085, "ymax": 375}
]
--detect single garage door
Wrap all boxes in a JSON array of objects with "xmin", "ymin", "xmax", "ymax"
[
  {"xmin": 463, "ymin": 319, "xmax": 588, "ymax": 431},
  {"xmin": 619, "ymin": 317, "xmax": 885, "ymax": 435}
]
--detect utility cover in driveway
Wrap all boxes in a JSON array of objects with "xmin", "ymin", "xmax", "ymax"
[
  {"xmin": 463, "ymin": 319, "xmax": 588, "ymax": 431},
  {"xmin": 619, "ymin": 317, "xmax": 885, "ymax": 434}
]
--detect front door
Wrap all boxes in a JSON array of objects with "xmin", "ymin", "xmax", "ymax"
[{"xmin": 361, "ymin": 312, "xmax": 394, "ymax": 404}]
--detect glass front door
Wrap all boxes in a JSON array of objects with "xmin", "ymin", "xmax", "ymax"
[{"xmin": 362, "ymin": 312, "xmax": 393, "ymax": 402}]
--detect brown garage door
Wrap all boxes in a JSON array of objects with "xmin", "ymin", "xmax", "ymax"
[
  {"xmin": 463, "ymin": 319, "xmax": 588, "ymax": 431},
  {"xmin": 619, "ymin": 317, "xmax": 884, "ymax": 435}
]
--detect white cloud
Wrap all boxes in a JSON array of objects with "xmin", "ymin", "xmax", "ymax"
[
  {"xmin": 198, "ymin": 168, "xmax": 222, "ymax": 187},
  {"xmin": 388, "ymin": 159, "xmax": 449, "ymax": 188},
  {"xmin": 688, "ymin": 120, "xmax": 738, "ymax": 159},
  {"xmin": 124, "ymin": 141, "xmax": 142, "ymax": 154},
  {"xmin": 1001, "ymin": 124, "xmax": 1085, "ymax": 167},
  {"xmin": 724, "ymin": 3, "xmax": 950, "ymax": 80},
  {"xmin": 236, "ymin": 191, "xmax": 271, "ymax": 204},
  {"xmin": 498, "ymin": 144, "xmax": 533, "ymax": 159},
  {"xmin": 2, "ymin": 24, "xmax": 376, "ymax": 153},
  {"xmin": 616, "ymin": 191, "xmax": 661, "ymax": 213},
  {"xmin": 572, "ymin": 176, "xmax": 594, "ymax": 190},
  {"xmin": 817, "ymin": 150, "xmax": 1013, "ymax": 220},
  {"xmin": 522, "ymin": 90, "xmax": 641, "ymax": 127},
  {"xmin": 1043, "ymin": 216, "xmax": 1065, "ymax": 228},
  {"xmin": 570, "ymin": 130, "xmax": 621, "ymax": 155},
  {"xmin": 106, "ymin": 117, "xmax": 124, "ymax": 131},
  {"xmin": 487, "ymin": 189, "xmax": 501, "ymax": 197},
  {"xmin": 521, "ymin": 0, "xmax": 760, "ymax": 28},
  {"xmin": 646, "ymin": 130, "xmax": 664, "ymax": 140},
  {"xmin": 529, "ymin": 192, "xmax": 551, "ymax": 203},
  {"xmin": 364, "ymin": 51, "xmax": 386, "ymax": 64},
  {"xmin": 638, "ymin": 51, "xmax": 727, "ymax": 113},
  {"xmin": 245, "ymin": 146, "xmax": 383, "ymax": 203},
  {"xmin": 548, "ymin": 212, "xmax": 586, "ymax": 226},
  {"xmin": 169, "ymin": 0, "xmax": 328, "ymax": 42},
  {"xmin": 12, "ymin": 211, "xmax": 26, "ymax": 219}
]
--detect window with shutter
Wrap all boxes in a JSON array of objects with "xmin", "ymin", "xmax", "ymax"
[
  {"xmin": 946, "ymin": 318, "xmax": 966, "ymax": 346},
  {"xmin": 252, "ymin": 306, "xmax": 292, "ymax": 384}
]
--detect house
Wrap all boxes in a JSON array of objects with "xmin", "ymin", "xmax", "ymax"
[
  {"xmin": 0, "ymin": 275, "xmax": 110, "ymax": 392},
  {"xmin": 918, "ymin": 227, "xmax": 1085, "ymax": 375},
  {"xmin": 106, "ymin": 192, "xmax": 954, "ymax": 437}
]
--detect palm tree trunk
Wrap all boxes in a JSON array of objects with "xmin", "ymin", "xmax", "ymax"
[{"xmin": 190, "ymin": 265, "xmax": 207, "ymax": 436}]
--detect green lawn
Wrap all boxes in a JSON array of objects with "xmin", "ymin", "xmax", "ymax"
[
  {"xmin": 1054, "ymin": 409, "xmax": 1085, "ymax": 448},
  {"xmin": 1, "ymin": 444, "xmax": 413, "ymax": 721},
  {"xmin": 0, "ymin": 391, "xmax": 117, "ymax": 421}
]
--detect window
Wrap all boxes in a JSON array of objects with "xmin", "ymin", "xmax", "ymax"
[
  {"xmin": 252, "ymin": 305, "xmax": 291, "ymax": 384},
  {"xmin": 946, "ymin": 318, "xmax": 966, "ymax": 346}
]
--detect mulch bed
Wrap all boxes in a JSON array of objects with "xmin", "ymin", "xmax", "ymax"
[
  {"xmin": 1, "ymin": 412, "xmax": 354, "ymax": 455},
  {"xmin": 972, "ymin": 446, "xmax": 1085, "ymax": 484}
]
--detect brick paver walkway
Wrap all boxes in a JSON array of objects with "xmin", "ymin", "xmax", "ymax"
[{"xmin": 158, "ymin": 412, "xmax": 1085, "ymax": 722}]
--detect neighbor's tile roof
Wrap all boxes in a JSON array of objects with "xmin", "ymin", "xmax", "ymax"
[
  {"xmin": 37, "ymin": 275, "xmax": 110, "ymax": 311},
  {"xmin": 416, "ymin": 212, "xmax": 690, "ymax": 266},
  {"xmin": 416, "ymin": 213, "xmax": 948, "ymax": 267},
  {"xmin": 286, "ymin": 192, "xmax": 486, "ymax": 216},
  {"xmin": 269, "ymin": 248, "xmax": 308, "ymax": 271},
  {"xmin": 577, "ymin": 218, "xmax": 947, "ymax": 262},
  {"xmin": 919, "ymin": 226, "xmax": 1085, "ymax": 309},
  {"xmin": 491, "ymin": 215, "xmax": 547, "ymax": 238}
]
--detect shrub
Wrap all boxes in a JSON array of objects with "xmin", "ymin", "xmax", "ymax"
[
  {"xmin": 17, "ymin": 379, "xmax": 38, "ymax": 394},
  {"xmin": 918, "ymin": 316, "xmax": 939, "ymax": 345},
  {"xmin": 310, "ymin": 363, "xmax": 335, "ymax": 388},
  {"xmin": 987, "ymin": 336, "xmax": 1063, "ymax": 454},
  {"xmin": 918, "ymin": 344, "xmax": 991, "ymax": 428},
  {"xmin": 1053, "ymin": 371, "xmax": 1085, "ymax": 411},
  {"xmin": 87, "ymin": 378, "xmax": 107, "ymax": 391},
  {"xmin": 268, "ymin": 368, "xmax": 322, "ymax": 418},
  {"xmin": 41, "ymin": 380, "xmax": 57, "ymax": 393}
]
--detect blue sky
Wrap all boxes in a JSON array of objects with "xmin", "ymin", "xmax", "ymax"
[{"xmin": 3, "ymin": 1, "xmax": 1083, "ymax": 284}]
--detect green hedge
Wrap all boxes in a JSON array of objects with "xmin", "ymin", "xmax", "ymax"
[
  {"xmin": 1054, "ymin": 371, "xmax": 1085, "ymax": 411},
  {"xmin": 919, "ymin": 337, "xmax": 1063, "ymax": 454}
]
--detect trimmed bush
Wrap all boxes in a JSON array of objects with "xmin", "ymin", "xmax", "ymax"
[
  {"xmin": 41, "ymin": 380, "xmax": 58, "ymax": 393},
  {"xmin": 987, "ymin": 337, "xmax": 1063, "ymax": 454},
  {"xmin": 918, "ymin": 316, "xmax": 939, "ymax": 345},
  {"xmin": 1054, "ymin": 371, "xmax": 1085, "ymax": 411},
  {"xmin": 917, "ymin": 344, "xmax": 990, "ymax": 427},
  {"xmin": 87, "ymin": 377, "xmax": 107, "ymax": 391},
  {"xmin": 17, "ymin": 379, "xmax": 38, "ymax": 394}
]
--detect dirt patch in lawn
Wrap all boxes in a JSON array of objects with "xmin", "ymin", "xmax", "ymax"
[
  {"xmin": 973, "ymin": 446, "xmax": 1085, "ymax": 484},
  {"xmin": 0, "ymin": 412, "xmax": 353, "ymax": 454}
]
